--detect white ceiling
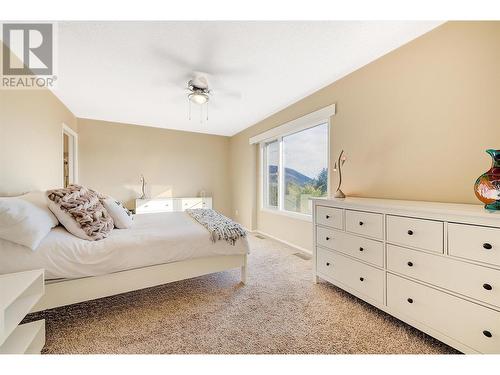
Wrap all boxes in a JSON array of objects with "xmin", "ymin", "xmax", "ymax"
[{"xmin": 54, "ymin": 21, "xmax": 443, "ymax": 136}]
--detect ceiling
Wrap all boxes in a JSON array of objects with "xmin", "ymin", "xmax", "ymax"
[{"xmin": 54, "ymin": 21, "xmax": 443, "ymax": 136}]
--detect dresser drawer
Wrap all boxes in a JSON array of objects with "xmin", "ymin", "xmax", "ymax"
[
  {"xmin": 449, "ymin": 223, "xmax": 500, "ymax": 267},
  {"xmin": 181, "ymin": 198, "xmax": 206, "ymax": 210},
  {"xmin": 316, "ymin": 206, "xmax": 343, "ymax": 229},
  {"xmin": 387, "ymin": 244, "xmax": 500, "ymax": 308},
  {"xmin": 136, "ymin": 199, "xmax": 174, "ymax": 213},
  {"xmin": 387, "ymin": 215, "xmax": 443, "ymax": 253},
  {"xmin": 387, "ymin": 273, "xmax": 500, "ymax": 353},
  {"xmin": 317, "ymin": 248, "xmax": 384, "ymax": 304},
  {"xmin": 345, "ymin": 210, "xmax": 383, "ymax": 239},
  {"xmin": 316, "ymin": 227, "xmax": 384, "ymax": 267}
]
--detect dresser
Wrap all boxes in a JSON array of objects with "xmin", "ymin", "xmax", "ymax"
[
  {"xmin": 135, "ymin": 197, "xmax": 212, "ymax": 214},
  {"xmin": 312, "ymin": 197, "xmax": 500, "ymax": 354}
]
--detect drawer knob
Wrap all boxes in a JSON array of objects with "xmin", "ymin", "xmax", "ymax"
[
  {"xmin": 483, "ymin": 283, "xmax": 493, "ymax": 291},
  {"xmin": 483, "ymin": 243, "xmax": 493, "ymax": 250},
  {"xmin": 407, "ymin": 298, "xmax": 413, "ymax": 304},
  {"xmin": 326, "ymin": 215, "xmax": 330, "ymax": 219},
  {"xmin": 483, "ymin": 330, "xmax": 492, "ymax": 338},
  {"xmin": 359, "ymin": 247, "xmax": 364, "ymax": 252},
  {"xmin": 359, "ymin": 221, "xmax": 364, "ymax": 226},
  {"xmin": 326, "ymin": 237, "xmax": 330, "ymax": 241},
  {"xmin": 359, "ymin": 277, "xmax": 364, "ymax": 282},
  {"xmin": 407, "ymin": 261, "xmax": 413, "ymax": 267},
  {"xmin": 407, "ymin": 230, "xmax": 414, "ymax": 235},
  {"xmin": 326, "ymin": 262, "xmax": 330, "ymax": 266}
]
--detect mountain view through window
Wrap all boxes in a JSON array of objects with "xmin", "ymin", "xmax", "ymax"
[
  {"xmin": 263, "ymin": 122, "xmax": 328, "ymax": 215},
  {"xmin": 283, "ymin": 123, "xmax": 328, "ymax": 214}
]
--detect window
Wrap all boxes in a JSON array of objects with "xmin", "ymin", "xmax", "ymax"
[{"xmin": 262, "ymin": 122, "xmax": 329, "ymax": 216}]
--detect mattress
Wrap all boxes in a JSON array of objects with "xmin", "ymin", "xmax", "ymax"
[{"xmin": 0, "ymin": 212, "xmax": 249, "ymax": 280}]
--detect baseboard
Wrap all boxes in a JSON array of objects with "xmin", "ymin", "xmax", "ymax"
[{"xmin": 252, "ymin": 230, "xmax": 312, "ymax": 255}]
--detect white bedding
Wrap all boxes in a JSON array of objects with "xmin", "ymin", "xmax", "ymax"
[{"xmin": 0, "ymin": 212, "xmax": 248, "ymax": 280}]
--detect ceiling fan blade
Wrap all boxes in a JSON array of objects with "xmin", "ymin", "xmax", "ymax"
[
  {"xmin": 215, "ymin": 90, "xmax": 242, "ymax": 100},
  {"xmin": 152, "ymin": 47, "xmax": 194, "ymax": 69},
  {"xmin": 208, "ymin": 66, "xmax": 252, "ymax": 77}
]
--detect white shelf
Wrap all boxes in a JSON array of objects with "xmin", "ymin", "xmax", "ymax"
[
  {"xmin": 0, "ymin": 320, "xmax": 45, "ymax": 354},
  {"xmin": 0, "ymin": 270, "xmax": 45, "ymax": 348}
]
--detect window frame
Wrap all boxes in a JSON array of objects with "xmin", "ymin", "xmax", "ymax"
[
  {"xmin": 260, "ymin": 119, "xmax": 331, "ymax": 221},
  {"xmin": 262, "ymin": 139, "xmax": 280, "ymax": 209}
]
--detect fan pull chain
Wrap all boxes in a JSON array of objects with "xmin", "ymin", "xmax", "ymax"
[{"xmin": 188, "ymin": 100, "xmax": 192, "ymax": 121}]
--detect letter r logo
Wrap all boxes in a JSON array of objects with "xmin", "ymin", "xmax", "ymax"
[{"xmin": 2, "ymin": 23, "xmax": 53, "ymax": 75}]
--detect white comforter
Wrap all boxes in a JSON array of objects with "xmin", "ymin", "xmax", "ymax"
[{"xmin": 0, "ymin": 212, "xmax": 248, "ymax": 280}]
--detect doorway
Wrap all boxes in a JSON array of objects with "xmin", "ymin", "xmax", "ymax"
[{"xmin": 62, "ymin": 124, "xmax": 78, "ymax": 188}]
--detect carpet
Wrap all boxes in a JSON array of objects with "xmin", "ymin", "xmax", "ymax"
[{"xmin": 26, "ymin": 233, "xmax": 458, "ymax": 354}]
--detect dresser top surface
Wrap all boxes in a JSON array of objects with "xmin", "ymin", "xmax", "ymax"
[
  {"xmin": 136, "ymin": 197, "xmax": 211, "ymax": 201},
  {"xmin": 312, "ymin": 196, "xmax": 500, "ymax": 222}
]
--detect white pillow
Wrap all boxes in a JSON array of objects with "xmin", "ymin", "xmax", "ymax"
[
  {"xmin": 20, "ymin": 191, "xmax": 59, "ymax": 227},
  {"xmin": 102, "ymin": 198, "xmax": 134, "ymax": 229},
  {"xmin": 0, "ymin": 198, "xmax": 55, "ymax": 250}
]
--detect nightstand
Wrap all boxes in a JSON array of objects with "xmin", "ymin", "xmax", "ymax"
[{"xmin": 0, "ymin": 270, "xmax": 45, "ymax": 354}]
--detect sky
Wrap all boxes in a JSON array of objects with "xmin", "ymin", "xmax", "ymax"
[{"xmin": 283, "ymin": 123, "xmax": 328, "ymax": 179}]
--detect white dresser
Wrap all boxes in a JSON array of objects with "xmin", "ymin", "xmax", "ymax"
[
  {"xmin": 312, "ymin": 197, "xmax": 500, "ymax": 354},
  {"xmin": 135, "ymin": 197, "xmax": 212, "ymax": 214}
]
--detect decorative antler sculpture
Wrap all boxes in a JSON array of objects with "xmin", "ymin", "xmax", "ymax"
[{"xmin": 333, "ymin": 150, "xmax": 346, "ymax": 198}]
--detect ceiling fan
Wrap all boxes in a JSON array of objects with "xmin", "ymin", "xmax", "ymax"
[
  {"xmin": 187, "ymin": 73, "xmax": 211, "ymax": 105},
  {"xmin": 153, "ymin": 46, "xmax": 246, "ymax": 122},
  {"xmin": 186, "ymin": 72, "xmax": 212, "ymax": 121}
]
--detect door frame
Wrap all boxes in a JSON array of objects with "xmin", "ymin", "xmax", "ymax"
[{"xmin": 62, "ymin": 123, "xmax": 78, "ymax": 187}]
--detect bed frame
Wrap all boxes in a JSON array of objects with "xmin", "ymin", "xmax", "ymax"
[{"xmin": 31, "ymin": 254, "xmax": 247, "ymax": 312}]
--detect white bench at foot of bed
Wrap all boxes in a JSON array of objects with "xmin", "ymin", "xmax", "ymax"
[{"xmin": 31, "ymin": 254, "xmax": 247, "ymax": 312}]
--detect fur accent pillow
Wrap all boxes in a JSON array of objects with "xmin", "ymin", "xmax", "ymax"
[
  {"xmin": 102, "ymin": 198, "xmax": 134, "ymax": 229},
  {"xmin": 47, "ymin": 185, "xmax": 114, "ymax": 241}
]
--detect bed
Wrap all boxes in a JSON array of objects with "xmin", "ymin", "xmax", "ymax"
[{"xmin": 0, "ymin": 212, "xmax": 249, "ymax": 312}]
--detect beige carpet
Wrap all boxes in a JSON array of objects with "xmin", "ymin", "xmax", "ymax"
[{"xmin": 26, "ymin": 233, "xmax": 458, "ymax": 354}]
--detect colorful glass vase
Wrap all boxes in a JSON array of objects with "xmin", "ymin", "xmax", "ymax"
[{"xmin": 474, "ymin": 149, "xmax": 500, "ymax": 210}]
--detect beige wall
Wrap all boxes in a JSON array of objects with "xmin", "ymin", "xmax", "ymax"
[
  {"xmin": 77, "ymin": 118, "xmax": 232, "ymax": 215},
  {"xmin": 0, "ymin": 89, "xmax": 77, "ymax": 195},
  {"xmin": 2, "ymin": 21, "xmax": 499, "ymax": 254},
  {"xmin": 229, "ymin": 21, "xmax": 500, "ymax": 252}
]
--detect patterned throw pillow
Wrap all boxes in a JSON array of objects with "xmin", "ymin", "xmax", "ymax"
[
  {"xmin": 102, "ymin": 198, "xmax": 134, "ymax": 229},
  {"xmin": 47, "ymin": 185, "xmax": 114, "ymax": 240}
]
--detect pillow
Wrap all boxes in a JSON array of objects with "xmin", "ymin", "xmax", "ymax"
[
  {"xmin": 0, "ymin": 198, "xmax": 55, "ymax": 250},
  {"xmin": 102, "ymin": 198, "xmax": 134, "ymax": 229},
  {"xmin": 47, "ymin": 185, "xmax": 114, "ymax": 241},
  {"xmin": 20, "ymin": 191, "xmax": 59, "ymax": 227}
]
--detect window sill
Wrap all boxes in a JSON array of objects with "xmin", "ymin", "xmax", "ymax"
[{"xmin": 260, "ymin": 207, "xmax": 312, "ymax": 222}]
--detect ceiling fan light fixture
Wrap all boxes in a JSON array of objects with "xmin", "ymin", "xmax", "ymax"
[{"xmin": 188, "ymin": 92, "xmax": 209, "ymax": 105}]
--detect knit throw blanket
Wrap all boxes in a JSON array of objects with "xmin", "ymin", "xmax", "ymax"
[
  {"xmin": 186, "ymin": 208, "xmax": 246, "ymax": 245},
  {"xmin": 47, "ymin": 184, "xmax": 114, "ymax": 240}
]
